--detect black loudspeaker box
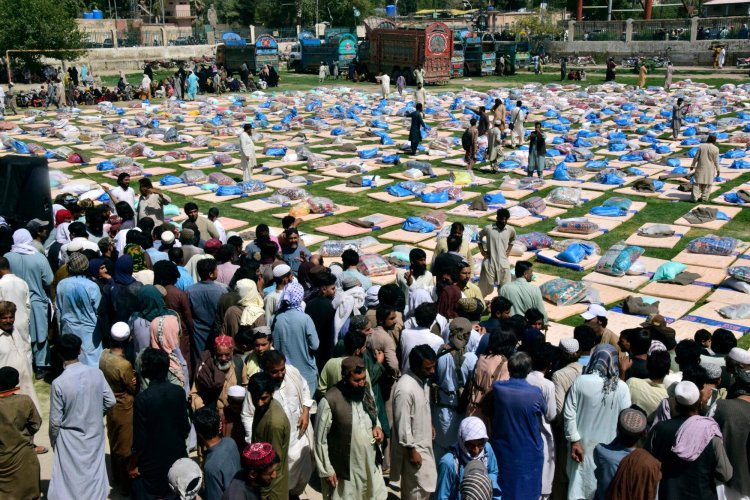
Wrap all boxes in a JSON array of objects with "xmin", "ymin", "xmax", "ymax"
[{"xmin": 0, "ymin": 155, "xmax": 52, "ymax": 230}]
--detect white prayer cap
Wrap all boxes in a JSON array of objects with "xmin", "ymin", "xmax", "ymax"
[
  {"xmin": 674, "ymin": 381, "xmax": 700, "ymax": 406},
  {"xmin": 272, "ymin": 264, "xmax": 291, "ymax": 278},
  {"xmin": 728, "ymin": 347, "xmax": 750, "ymax": 366},
  {"xmin": 161, "ymin": 231, "xmax": 175, "ymax": 244},
  {"xmin": 581, "ymin": 304, "xmax": 607, "ymax": 320},
  {"xmin": 559, "ymin": 338, "xmax": 579, "ymax": 354},
  {"xmin": 110, "ymin": 322, "xmax": 131, "ymax": 341},
  {"xmin": 227, "ymin": 385, "xmax": 246, "ymax": 398},
  {"xmin": 66, "ymin": 240, "xmax": 84, "ymax": 252}
]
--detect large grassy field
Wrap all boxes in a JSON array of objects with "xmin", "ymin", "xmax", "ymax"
[{"xmin": 76, "ymin": 71, "xmax": 750, "ymax": 348}]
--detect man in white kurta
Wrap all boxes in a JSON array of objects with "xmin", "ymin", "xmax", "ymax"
[
  {"xmin": 0, "ymin": 260, "xmax": 31, "ymax": 365},
  {"xmin": 239, "ymin": 124, "xmax": 256, "ymax": 181},
  {"xmin": 509, "ymin": 100, "xmax": 526, "ymax": 148},
  {"xmin": 241, "ymin": 353, "xmax": 314, "ymax": 496},
  {"xmin": 0, "ymin": 302, "xmax": 40, "ymax": 413},
  {"xmin": 48, "ymin": 335, "xmax": 116, "ymax": 500},
  {"xmin": 377, "ymin": 73, "xmax": 390, "ymax": 98},
  {"xmin": 391, "ymin": 345, "xmax": 437, "ymax": 499},
  {"xmin": 563, "ymin": 345, "xmax": 631, "ymax": 500},
  {"xmin": 314, "ymin": 356, "xmax": 387, "ymax": 500}
]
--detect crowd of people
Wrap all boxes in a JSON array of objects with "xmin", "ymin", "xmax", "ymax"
[{"xmin": 0, "ymin": 171, "xmax": 748, "ymax": 500}]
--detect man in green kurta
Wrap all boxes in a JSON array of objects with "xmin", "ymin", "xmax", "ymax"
[
  {"xmin": 0, "ymin": 366, "xmax": 41, "ymax": 500},
  {"xmin": 500, "ymin": 260, "xmax": 548, "ymax": 325},
  {"xmin": 248, "ymin": 372, "xmax": 290, "ymax": 500},
  {"xmin": 690, "ymin": 134, "xmax": 721, "ymax": 203},
  {"xmin": 314, "ymin": 356, "xmax": 388, "ymax": 500}
]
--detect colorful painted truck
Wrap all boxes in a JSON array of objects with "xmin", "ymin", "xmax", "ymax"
[
  {"xmin": 360, "ymin": 21, "xmax": 453, "ymax": 84},
  {"xmin": 216, "ymin": 34, "xmax": 279, "ymax": 73}
]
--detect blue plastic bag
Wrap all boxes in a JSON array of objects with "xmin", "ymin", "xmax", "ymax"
[
  {"xmin": 96, "ymin": 160, "xmax": 115, "ymax": 171},
  {"xmin": 666, "ymin": 158, "xmax": 681, "ymax": 168},
  {"xmin": 386, "ymin": 185, "xmax": 413, "ymax": 197},
  {"xmin": 598, "ymin": 173, "xmax": 626, "ymax": 185},
  {"xmin": 723, "ymin": 149, "xmax": 746, "ymax": 159},
  {"xmin": 421, "ymin": 191, "xmax": 449, "ymax": 203},
  {"xmin": 483, "ymin": 192, "xmax": 507, "ymax": 204},
  {"xmin": 553, "ymin": 163, "xmax": 571, "ymax": 181},
  {"xmin": 731, "ymin": 159, "xmax": 750, "ymax": 169},
  {"xmin": 216, "ymin": 185, "xmax": 243, "ymax": 196},
  {"xmin": 381, "ymin": 154, "xmax": 400, "ymax": 164},
  {"xmin": 265, "ymin": 147, "xmax": 287, "ymax": 157},
  {"xmin": 12, "ymin": 140, "xmax": 29, "ymax": 154},
  {"xmin": 557, "ymin": 243, "xmax": 593, "ymax": 263},
  {"xmin": 160, "ymin": 175, "xmax": 183, "ymax": 186},
  {"xmin": 331, "ymin": 127, "xmax": 345, "ymax": 136},
  {"xmin": 359, "ymin": 148, "xmax": 379, "ymax": 159},
  {"xmin": 590, "ymin": 206, "xmax": 626, "ymax": 217},
  {"xmin": 402, "ymin": 217, "xmax": 435, "ymax": 233}
]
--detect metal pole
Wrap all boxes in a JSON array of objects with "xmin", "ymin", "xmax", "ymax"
[
  {"xmin": 161, "ymin": 0, "xmax": 165, "ymax": 25},
  {"xmin": 316, "ymin": 0, "xmax": 319, "ymax": 36},
  {"xmin": 607, "ymin": 0, "xmax": 613, "ymax": 20}
]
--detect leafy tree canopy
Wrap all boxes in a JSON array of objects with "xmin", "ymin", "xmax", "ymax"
[{"xmin": 0, "ymin": 0, "xmax": 87, "ymax": 64}]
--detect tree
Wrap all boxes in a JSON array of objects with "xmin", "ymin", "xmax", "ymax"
[
  {"xmin": 317, "ymin": 0, "xmax": 374, "ymax": 26},
  {"xmin": 0, "ymin": 0, "xmax": 87, "ymax": 67},
  {"xmin": 513, "ymin": 13, "xmax": 564, "ymax": 40}
]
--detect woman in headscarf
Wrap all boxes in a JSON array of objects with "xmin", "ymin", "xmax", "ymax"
[
  {"xmin": 330, "ymin": 276, "xmax": 366, "ymax": 348},
  {"xmin": 104, "ymin": 255, "xmax": 143, "ymax": 325},
  {"xmin": 563, "ymin": 343, "xmax": 631, "ymax": 500},
  {"xmin": 436, "ymin": 417, "xmax": 501, "ymax": 499},
  {"xmin": 47, "ymin": 211, "xmax": 73, "ymax": 272},
  {"xmin": 129, "ymin": 285, "xmax": 176, "ymax": 358},
  {"xmin": 139, "ymin": 299, "xmax": 188, "ymax": 393},
  {"xmin": 222, "ymin": 278, "xmax": 266, "ymax": 338},
  {"xmin": 271, "ymin": 282, "xmax": 320, "ymax": 394}
]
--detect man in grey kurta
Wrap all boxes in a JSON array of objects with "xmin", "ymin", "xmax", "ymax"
[
  {"xmin": 48, "ymin": 334, "xmax": 116, "ymax": 500},
  {"xmin": 4, "ymin": 238, "xmax": 53, "ymax": 372},
  {"xmin": 186, "ymin": 259, "xmax": 228, "ymax": 367},
  {"xmin": 391, "ymin": 345, "xmax": 438, "ymax": 499},
  {"xmin": 690, "ymin": 134, "xmax": 721, "ymax": 203},
  {"xmin": 478, "ymin": 208, "xmax": 516, "ymax": 297}
]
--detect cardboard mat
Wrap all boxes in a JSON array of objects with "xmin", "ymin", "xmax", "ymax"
[{"xmin": 625, "ymin": 224, "xmax": 690, "ymax": 249}]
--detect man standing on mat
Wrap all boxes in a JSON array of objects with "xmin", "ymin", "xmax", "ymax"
[
  {"xmin": 240, "ymin": 123, "xmax": 256, "ymax": 181},
  {"xmin": 409, "ymin": 103, "xmax": 427, "ymax": 155},
  {"xmin": 477, "ymin": 208, "xmax": 516, "ymax": 297},
  {"xmin": 689, "ymin": 134, "xmax": 721, "ymax": 203}
]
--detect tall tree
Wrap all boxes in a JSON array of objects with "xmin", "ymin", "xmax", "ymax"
[{"xmin": 0, "ymin": 0, "xmax": 87, "ymax": 66}]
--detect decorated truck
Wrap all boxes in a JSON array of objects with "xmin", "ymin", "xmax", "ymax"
[
  {"xmin": 360, "ymin": 20, "xmax": 453, "ymax": 84},
  {"xmin": 461, "ymin": 31, "xmax": 496, "ymax": 76},
  {"xmin": 216, "ymin": 34, "xmax": 279, "ymax": 74}
]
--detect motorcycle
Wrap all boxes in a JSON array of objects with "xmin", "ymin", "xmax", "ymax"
[{"xmin": 737, "ymin": 56, "xmax": 750, "ymax": 68}]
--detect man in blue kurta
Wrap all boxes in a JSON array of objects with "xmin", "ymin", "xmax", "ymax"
[
  {"xmin": 48, "ymin": 334, "xmax": 116, "ymax": 500},
  {"xmin": 187, "ymin": 258, "xmax": 228, "ymax": 367},
  {"xmin": 4, "ymin": 229, "xmax": 53, "ymax": 373},
  {"xmin": 490, "ymin": 351, "xmax": 547, "ymax": 500},
  {"xmin": 55, "ymin": 252, "xmax": 103, "ymax": 366}
]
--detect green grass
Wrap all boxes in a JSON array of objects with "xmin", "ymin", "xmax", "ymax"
[
  {"xmin": 101, "ymin": 66, "xmax": 743, "ymax": 93},
  {"xmin": 54, "ymin": 70, "xmax": 750, "ymax": 335}
]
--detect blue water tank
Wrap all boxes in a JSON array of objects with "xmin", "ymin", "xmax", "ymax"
[
  {"xmin": 83, "ymin": 11, "xmax": 93, "ymax": 19},
  {"xmin": 92, "ymin": 9, "xmax": 103, "ymax": 19},
  {"xmin": 385, "ymin": 4, "xmax": 396, "ymax": 16}
]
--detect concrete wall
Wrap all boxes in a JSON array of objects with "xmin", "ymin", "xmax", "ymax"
[
  {"xmin": 52, "ymin": 45, "xmax": 217, "ymax": 74},
  {"xmin": 547, "ymin": 39, "xmax": 750, "ymax": 65}
]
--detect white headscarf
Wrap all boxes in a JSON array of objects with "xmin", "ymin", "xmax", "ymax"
[
  {"xmin": 406, "ymin": 288, "xmax": 433, "ymax": 319},
  {"xmin": 11, "ymin": 229, "xmax": 37, "ymax": 255},
  {"xmin": 56, "ymin": 223, "xmax": 72, "ymax": 245},
  {"xmin": 331, "ymin": 285, "xmax": 366, "ymax": 346},
  {"xmin": 237, "ymin": 279, "xmax": 265, "ymax": 326},
  {"xmin": 457, "ymin": 416, "xmax": 489, "ymax": 466}
]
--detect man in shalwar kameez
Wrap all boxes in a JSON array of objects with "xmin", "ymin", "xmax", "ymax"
[
  {"xmin": 48, "ymin": 334, "xmax": 116, "ymax": 500},
  {"xmin": 239, "ymin": 123, "xmax": 257, "ymax": 181},
  {"xmin": 314, "ymin": 356, "xmax": 388, "ymax": 500},
  {"xmin": 4, "ymin": 229, "xmax": 53, "ymax": 375},
  {"xmin": 242, "ymin": 350, "xmax": 314, "ymax": 497}
]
